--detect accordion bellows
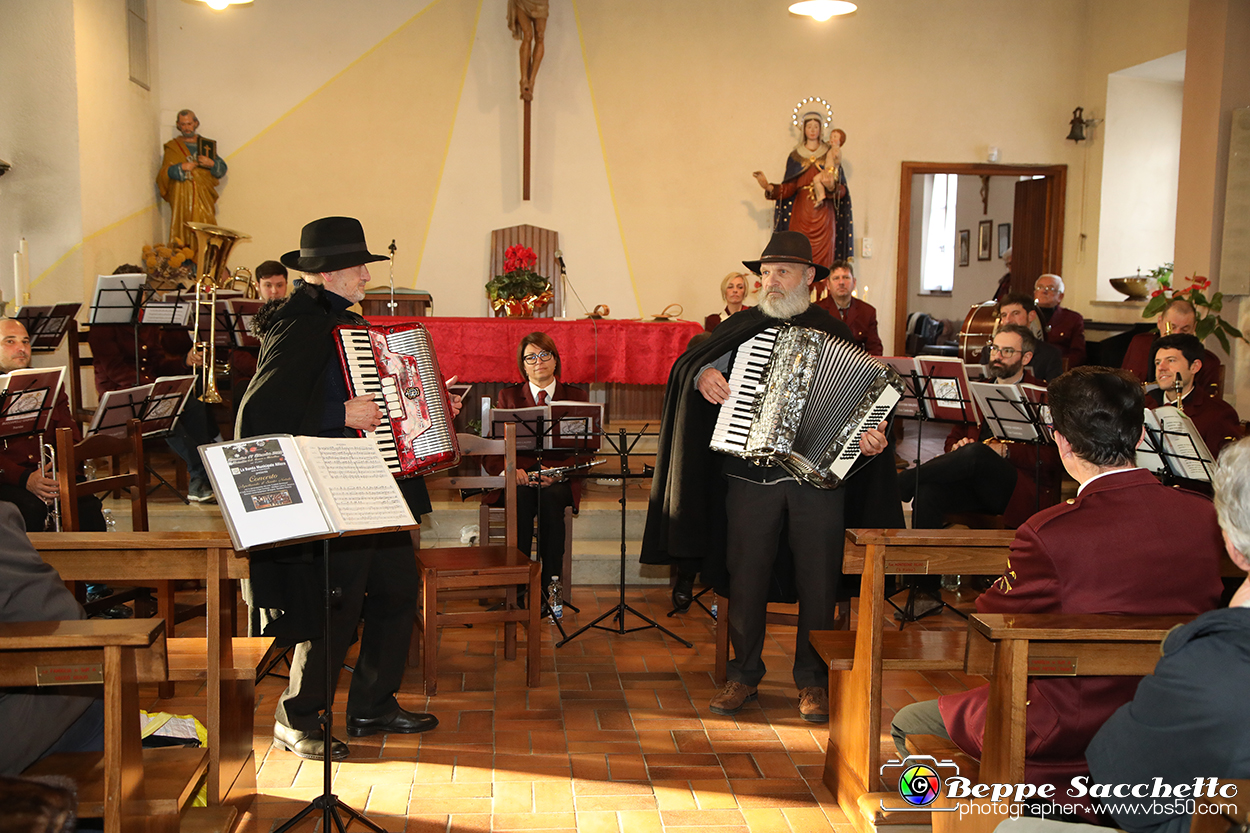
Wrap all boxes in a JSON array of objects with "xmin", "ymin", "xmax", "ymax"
[{"xmin": 710, "ymin": 325, "xmax": 904, "ymax": 488}]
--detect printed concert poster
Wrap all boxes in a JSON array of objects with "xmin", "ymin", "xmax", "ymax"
[{"xmin": 223, "ymin": 438, "xmax": 304, "ymax": 513}]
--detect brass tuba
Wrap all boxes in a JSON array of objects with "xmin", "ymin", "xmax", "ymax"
[{"xmin": 186, "ymin": 222, "xmax": 250, "ymax": 404}]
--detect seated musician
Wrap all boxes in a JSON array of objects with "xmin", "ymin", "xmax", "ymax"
[
  {"xmin": 891, "ymin": 367, "xmax": 1225, "ymax": 815},
  {"xmin": 981, "ymin": 293, "xmax": 1064, "ymax": 383},
  {"xmin": 1148, "ymin": 333, "xmax": 1243, "ymax": 457},
  {"xmin": 488, "ymin": 332, "xmax": 590, "ymax": 600},
  {"xmin": 1079, "ymin": 436, "xmax": 1250, "ymax": 833},
  {"xmin": 0, "ymin": 502, "xmax": 104, "ymax": 776},
  {"xmin": 1121, "ymin": 297, "xmax": 1223, "ymax": 394},
  {"xmin": 812, "ymin": 260, "xmax": 883, "ymax": 355},
  {"xmin": 704, "ymin": 271, "xmax": 751, "ymax": 332},
  {"xmin": 89, "ymin": 265, "xmax": 218, "ymax": 503},
  {"xmin": 899, "ymin": 324, "xmax": 1061, "ymax": 532},
  {"xmin": 229, "ymin": 260, "xmax": 289, "ymax": 411},
  {"xmin": 0, "ymin": 319, "xmax": 105, "ymax": 532}
]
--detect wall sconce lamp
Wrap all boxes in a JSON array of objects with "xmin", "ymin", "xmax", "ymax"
[
  {"xmin": 789, "ymin": 1, "xmax": 858, "ymax": 22},
  {"xmin": 187, "ymin": 0, "xmax": 253, "ymax": 10},
  {"xmin": 1066, "ymin": 107, "xmax": 1103, "ymax": 143}
]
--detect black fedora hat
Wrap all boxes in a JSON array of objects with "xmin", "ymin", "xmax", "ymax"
[
  {"xmin": 742, "ymin": 230, "xmax": 830, "ymax": 282},
  {"xmin": 280, "ymin": 216, "xmax": 389, "ymax": 273}
]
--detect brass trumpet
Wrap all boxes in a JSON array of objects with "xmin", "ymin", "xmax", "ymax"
[
  {"xmin": 186, "ymin": 222, "xmax": 251, "ymax": 404},
  {"xmin": 40, "ymin": 442, "xmax": 60, "ymax": 532}
]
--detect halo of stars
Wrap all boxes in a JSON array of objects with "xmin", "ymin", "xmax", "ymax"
[{"xmin": 791, "ymin": 96, "xmax": 833, "ymax": 132}]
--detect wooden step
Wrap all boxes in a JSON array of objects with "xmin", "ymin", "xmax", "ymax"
[
  {"xmin": 856, "ymin": 791, "xmax": 933, "ymax": 830},
  {"xmin": 25, "ymin": 746, "xmax": 208, "ymax": 819},
  {"xmin": 181, "ymin": 805, "xmax": 238, "ymax": 833},
  {"xmin": 167, "ymin": 637, "xmax": 273, "ymax": 682}
]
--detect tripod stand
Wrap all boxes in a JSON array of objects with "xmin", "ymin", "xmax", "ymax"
[
  {"xmin": 273, "ymin": 537, "xmax": 388, "ymax": 833},
  {"xmin": 557, "ymin": 427, "xmax": 692, "ymax": 649}
]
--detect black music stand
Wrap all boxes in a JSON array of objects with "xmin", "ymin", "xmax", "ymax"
[
  {"xmin": 89, "ymin": 273, "xmax": 156, "ymax": 387},
  {"xmin": 89, "ymin": 375, "xmax": 196, "ymax": 502},
  {"xmin": 15, "ymin": 303, "xmax": 82, "ymax": 353},
  {"xmin": 1139, "ymin": 406, "xmax": 1216, "ymax": 486},
  {"xmin": 557, "ymin": 427, "xmax": 693, "ymax": 650}
]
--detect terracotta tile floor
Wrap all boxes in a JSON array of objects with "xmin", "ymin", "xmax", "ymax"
[{"xmin": 148, "ymin": 584, "xmax": 974, "ymax": 832}]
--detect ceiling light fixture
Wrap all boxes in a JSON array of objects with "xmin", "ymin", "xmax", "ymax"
[
  {"xmin": 192, "ymin": 0, "xmax": 253, "ymax": 11},
  {"xmin": 788, "ymin": 1, "xmax": 858, "ymax": 22}
]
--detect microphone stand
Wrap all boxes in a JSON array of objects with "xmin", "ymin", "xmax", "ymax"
[{"xmin": 386, "ymin": 240, "xmax": 397, "ymax": 315}]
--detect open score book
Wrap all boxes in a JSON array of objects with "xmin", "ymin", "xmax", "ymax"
[{"xmin": 200, "ymin": 434, "xmax": 417, "ymax": 551}]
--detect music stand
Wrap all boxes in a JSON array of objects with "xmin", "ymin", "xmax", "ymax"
[
  {"xmin": 89, "ymin": 273, "xmax": 157, "ymax": 388},
  {"xmin": 556, "ymin": 427, "xmax": 693, "ymax": 650},
  {"xmin": 16, "ymin": 303, "xmax": 82, "ymax": 353},
  {"xmin": 1138, "ymin": 406, "xmax": 1216, "ymax": 485},
  {"xmin": 89, "ymin": 375, "xmax": 196, "ymax": 501},
  {"xmin": 0, "ymin": 367, "xmax": 64, "ymax": 441}
]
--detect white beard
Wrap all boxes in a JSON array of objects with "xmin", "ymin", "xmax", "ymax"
[{"xmin": 759, "ymin": 282, "xmax": 811, "ymax": 319}]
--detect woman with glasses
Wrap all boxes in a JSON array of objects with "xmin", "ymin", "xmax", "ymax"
[{"xmin": 489, "ymin": 332, "xmax": 590, "ymax": 603}]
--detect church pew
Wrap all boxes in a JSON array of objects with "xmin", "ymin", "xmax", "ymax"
[
  {"xmin": 809, "ymin": 527, "xmax": 1015, "ymax": 833},
  {"xmin": 29, "ymin": 531, "xmax": 267, "ymax": 812},
  {"xmin": 4, "ymin": 618, "xmax": 220, "ymax": 833}
]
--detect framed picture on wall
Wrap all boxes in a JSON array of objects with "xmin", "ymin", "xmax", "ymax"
[
  {"xmin": 978, "ymin": 220, "xmax": 993, "ymax": 261},
  {"xmin": 958, "ymin": 230, "xmax": 970, "ymax": 266},
  {"xmin": 998, "ymin": 223, "xmax": 1011, "ymax": 257}
]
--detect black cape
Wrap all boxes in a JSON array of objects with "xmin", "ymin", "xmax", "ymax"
[
  {"xmin": 235, "ymin": 281, "xmax": 429, "ymax": 640},
  {"xmin": 639, "ymin": 305, "xmax": 903, "ymax": 598}
]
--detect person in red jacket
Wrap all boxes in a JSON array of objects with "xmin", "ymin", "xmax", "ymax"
[
  {"xmin": 1148, "ymin": 333, "xmax": 1243, "ymax": 457},
  {"xmin": 1121, "ymin": 297, "xmax": 1223, "ymax": 395},
  {"xmin": 0, "ymin": 319, "xmax": 104, "ymax": 532},
  {"xmin": 492, "ymin": 332, "xmax": 590, "ymax": 596},
  {"xmin": 704, "ymin": 272, "xmax": 750, "ymax": 332},
  {"xmin": 813, "ymin": 260, "xmax": 882, "ymax": 355},
  {"xmin": 1034, "ymin": 273, "xmax": 1085, "ymax": 368},
  {"xmin": 891, "ymin": 367, "xmax": 1224, "ymax": 814}
]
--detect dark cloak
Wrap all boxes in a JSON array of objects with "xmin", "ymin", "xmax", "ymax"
[{"xmin": 640, "ymin": 305, "xmax": 903, "ymax": 600}]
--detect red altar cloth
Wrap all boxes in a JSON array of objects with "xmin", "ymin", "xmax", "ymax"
[{"xmin": 365, "ymin": 316, "xmax": 703, "ymax": 386}]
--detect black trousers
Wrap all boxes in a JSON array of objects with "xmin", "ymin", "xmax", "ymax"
[
  {"xmin": 899, "ymin": 442, "xmax": 1017, "ymax": 530},
  {"xmin": 515, "ymin": 481, "xmax": 573, "ymax": 589},
  {"xmin": 0, "ymin": 483, "xmax": 105, "ymax": 532},
  {"xmin": 274, "ymin": 530, "xmax": 418, "ymax": 732},
  {"xmin": 724, "ymin": 478, "xmax": 845, "ymax": 690}
]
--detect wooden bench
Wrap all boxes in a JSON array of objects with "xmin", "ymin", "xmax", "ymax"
[
  {"xmin": 810, "ymin": 527, "xmax": 1015, "ymax": 833},
  {"xmin": 30, "ymin": 532, "xmax": 268, "ymax": 813},
  {"xmin": 3, "ymin": 618, "xmax": 231, "ymax": 833}
]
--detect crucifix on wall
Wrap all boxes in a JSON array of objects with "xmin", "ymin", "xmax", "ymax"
[{"xmin": 509, "ymin": 0, "xmax": 548, "ymax": 200}]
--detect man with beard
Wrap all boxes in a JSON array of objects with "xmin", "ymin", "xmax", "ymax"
[
  {"xmin": 642, "ymin": 231, "xmax": 898, "ymax": 724},
  {"xmin": 899, "ymin": 324, "xmax": 1061, "ymax": 532}
]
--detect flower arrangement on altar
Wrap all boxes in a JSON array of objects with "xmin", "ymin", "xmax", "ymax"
[
  {"xmin": 486, "ymin": 244, "xmax": 553, "ymax": 317},
  {"xmin": 141, "ymin": 238, "xmax": 196, "ymax": 289},
  {"xmin": 1142, "ymin": 262, "xmax": 1245, "ymax": 352}
]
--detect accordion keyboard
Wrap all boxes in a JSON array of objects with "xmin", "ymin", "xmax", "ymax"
[
  {"xmin": 338, "ymin": 328, "xmax": 403, "ymax": 471},
  {"xmin": 710, "ymin": 328, "xmax": 779, "ymax": 454}
]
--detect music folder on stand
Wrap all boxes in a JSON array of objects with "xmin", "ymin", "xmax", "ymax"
[{"xmin": 88, "ymin": 375, "xmax": 196, "ymax": 501}]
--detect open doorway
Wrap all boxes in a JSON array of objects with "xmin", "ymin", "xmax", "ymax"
[{"xmin": 894, "ymin": 162, "xmax": 1066, "ymax": 356}]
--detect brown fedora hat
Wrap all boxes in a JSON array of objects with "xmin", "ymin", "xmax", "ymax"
[
  {"xmin": 280, "ymin": 216, "xmax": 389, "ymax": 273},
  {"xmin": 742, "ymin": 230, "xmax": 830, "ymax": 281}
]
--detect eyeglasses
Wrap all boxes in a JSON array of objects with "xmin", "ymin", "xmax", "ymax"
[
  {"xmin": 988, "ymin": 345, "xmax": 1018, "ymax": 357},
  {"xmin": 523, "ymin": 351, "xmax": 554, "ymax": 365},
  {"xmin": 1035, "ymin": 286, "xmax": 1061, "ymax": 295}
]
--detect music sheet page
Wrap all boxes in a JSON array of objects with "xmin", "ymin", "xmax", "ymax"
[{"xmin": 297, "ymin": 437, "xmax": 416, "ymax": 531}]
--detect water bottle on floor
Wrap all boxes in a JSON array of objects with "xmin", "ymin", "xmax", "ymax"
[{"xmin": 547, "ymin": 579, "xmax": 563, "ymax": 620}]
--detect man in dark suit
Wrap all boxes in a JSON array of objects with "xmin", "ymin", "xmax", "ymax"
[
  {"xmin": 813, "ymin": 259, "xmax": 882, "ymax": 355},
  {"xmin": 492, "ymin": 331, "xmax": 590, "ymax": 595},
  {"xmin": 1034, "ymin": 273, "xmax": 1086, "ymax": 367},
  {"xmin": 986, "ymin": 293, "xmax": 1064, "ymax": 382},
  {"xmin": 891, "ymin": 367, "xmax": 1224, "ymax": 809},
  {"xmin": 1148, "ymin": 333, "xmax": 1243, "ymax": 456}
]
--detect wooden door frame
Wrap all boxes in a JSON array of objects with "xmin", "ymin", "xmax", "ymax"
[{"xmin": 895, "ymin": 162, "xmax": 1067, "ymax": 355}]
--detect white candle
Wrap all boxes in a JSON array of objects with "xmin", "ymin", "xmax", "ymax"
[
  {"xmin": 16, "ymin": 237, "xmax": 29, "ymax": 309},
  {"xmin": 12, "ymin": 251, "xmax": 20, "ymax": 311}
]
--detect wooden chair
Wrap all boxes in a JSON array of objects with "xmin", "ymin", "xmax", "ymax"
[
  {"xmin": 489, "ymin": 225, "xmax": 561, "ymax": 318},
  {"xmin": 809, "ymin": 528, "xmax": 1015, "ymax": 833},
  {"xmin": 410, "ymin": 424, "xmax": 542, "ymax": 695},
  {"xmin": 66, "ymin": 322, "xmax": 95, "ymax": 430},
  {"xmin": 480, "ymin": 499, "xmax": 575, "ymax": 594},
  {"xmin": 9, "ymin": 618, "xmax": 233, "ymax": 833},
  {"xmin": 56, "ymin": 418, "xmax": 147, "ymax": 534}
]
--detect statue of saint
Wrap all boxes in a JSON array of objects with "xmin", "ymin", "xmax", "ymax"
[
  {"xmin": 508, "ymin": 0, "xmax": 549, "ymax": 101},
  {"xmin": 753, "ymin": 114, "xmax": 853, "ymax": 269},
  {"xmin": 156, "ymin": 109, "xmax": 227, "ymax": 245}
]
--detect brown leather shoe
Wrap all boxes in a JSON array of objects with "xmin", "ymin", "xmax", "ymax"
[
  {"xmin": 798, "ymin": 686, "xmax": 829, "ymax": 723},
  {"xmin": 709, "ymin": 680, "xmax": 758, "ymax": 716}
]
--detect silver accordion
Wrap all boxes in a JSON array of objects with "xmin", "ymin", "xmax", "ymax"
[{"xmin": 709, "ymin": 325, "xmax": 904, "ymax": 488}]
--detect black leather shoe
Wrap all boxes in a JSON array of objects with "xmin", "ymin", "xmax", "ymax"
[
  {"xmin": 272, "ymin": 722, "xmax": 349, "ymax": 761},
  {"xmin": 346, "ymin": 708, "xmax": 439, "ymax": 737},
  {"xmin": 671, "ymin": 576, "xmax": 694, "ymax": 613}
]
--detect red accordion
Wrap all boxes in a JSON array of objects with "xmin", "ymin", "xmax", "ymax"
[{"xmin": 334, "ymin": 322, "xmax": 460, "ymax": 478}]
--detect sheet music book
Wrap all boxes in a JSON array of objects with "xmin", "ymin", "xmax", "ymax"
[
  {"xmin": 199, "ymin": 434, "xmax": 418, "ymax": 551},
  {"xmin": 1020, "ymin": 384, "xmax": 1053, "ymax": 443},
  {"xmin": 880, "ymin": 357, "xmax": 921, "ymax": 418},
  {"xmin": 0, "ymin": 367, "xmax": 65, "ymax": 439},
  {"xmin": 226, "ymin": 298, "xmax": 264, "ymax": 347},
  {"xmin": 969, "ymin": 382, "xmax": 1046, "ymax": 442},
  {"xmin": 489, "ymin": 401, "xmax": 604, "ymax": 451},
  {"xmin": 15, "ymin": 303, "xmax": 81, "ymax": 352},
  {"xmin": 1137, "ymin": 406, "xmax": 1215, "ymax": 482},
  {"xmin": 916, "ymin": 356, "xmax": 979, "ymax": 423},
  {"xmin": 88, "ymin": 375, "xmax": 194, "ymax": 438},
  {"xmin": 139, "ymin": 300, "xmax": 194, "ymax": 326},
  {"xmin": 89, "ymin": 273, "xmax": 146, "ymax": 324}
]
